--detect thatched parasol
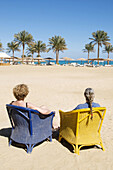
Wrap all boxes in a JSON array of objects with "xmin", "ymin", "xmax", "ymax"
[
  {"xmin": 77, "ymin": 58, "xmax": 87, "ymax": 65},
  {"xmin": 88, "ymin": 58, "xmax": 105, "ymax": 61},
  {"xmin": 88, "ymin": 58, "xmax": 113, "ymax": 65},
  {"xmin": 104, "ymin": 58, "xmax": 113, "ymax": 65},
  {"xmin": 61, "ymin": 57, "xmax": 74, "ymax": 64},
  {"xmin": 0, "ymin": 52, "xmax": 11, "ymax": 63},
  {"xmin": 62, "ymin": 57, "xmax": 74, "ymax": 61},
  {"xmin": 44, "ymin": 57, "xmax": 54, "ymax": 64}
]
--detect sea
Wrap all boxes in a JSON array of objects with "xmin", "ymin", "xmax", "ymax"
[
  {"xmin": 3, "ymin": 59, "xmax": 113, "ymax": 66},
  {"xmin": 40, "ymin": 60, "xmax": 113, "ymax": 66}
]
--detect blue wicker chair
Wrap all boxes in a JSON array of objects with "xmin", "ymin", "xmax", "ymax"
[{"xmin": 6, "ymin": 104, "xmax": 55, "ymax": 153}]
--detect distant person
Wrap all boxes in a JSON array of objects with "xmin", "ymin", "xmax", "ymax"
[
  {"xmin": 74, "ymin": 88, "xmax": 100, "ymax": 119},
  {"xmin": 10, "ymin": 84, "xmax": 51, "ymax": 115}
]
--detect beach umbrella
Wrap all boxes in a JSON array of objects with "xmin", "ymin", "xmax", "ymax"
[
  {"xmin": 88, "ymin": 58, "xmax": 105, "ymax": 61},
  {"xmin": 107, "ymin": 58, "xmax": 113, "ymax": 61},
  {"xmin": 104, "ymin": 58, "xmax": 113, "ymax": 61},
  {"xmin": 44, "ymin": 57, "xmax": 54, "ymax": 60},
  {"xmin": 34, "ymin": 58, "xmax": 45, "ymax": 62},
  {"xmin": 5, "ymin": 56, "xmax": 20, "ymax": 64},
  {"xmin": 88, "ymin": 58, "xmax": 106, "ymax": 65},
  {"xmin": 104, "ymin": 58, "xmax": 113, "ymax": 65},
  {"xmin": 61, "ymin": 57, "xmax": 74, "ymax": 64},
  {"xmin": 23, "ymin": 57, "xmax": 32, "ymax": 64},
  {"xmin": 77, "ymin": 58, "xmax": 87, "ymax": 65},
  {"xmin": 0, "ymin": 52, "xmax": 11, "ymax": 63},
  {"xmin": 0, "ymin": 52, "xmax": 11, "ymax": 58},
  {"xmin": 34, "ymin": 57, "xmax": 45, "ymax": 64},
  {"xmin": 34, "ymin": 57, "xmax": 44, "ymax": 60},
  {"xmin": 11, "ymin": 56, "xmax": 19, "ymax": 59},
  {"xmin": 77, "ymin": 58, "xmax": 87, "ymax": 61},
  {"xmin": 62, "ymin": 57, "xmax": 74, "ymax": 61},
  {"xmin": 44, "ymin": 57, "xmax": 54, "ymax": 64}
]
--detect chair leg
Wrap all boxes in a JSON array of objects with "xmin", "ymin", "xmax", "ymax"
[
  {"xmin": 49, "ymin": 135, "xmax": 52, "ymax": 142},
  {"xmin": 73, "ymin": 144, "xmax": 79, "ymax": 155},
  {"xmin": 59, "ymin": 135, "xmax": 62, "ymax": 142},
  {"xmin": 99, "ymin": 136, "xmax": 105, "ymax": 151},
  {"xmin": 100, "ymin": 142, "xmax": 105, "ymax": 151},
  {"xmin": 9, "ymin": 139, "xmax": 12, "ymax": 146},
  {"xmin": 26, "ymin": 144, "xmax": 34, "ymax": 153}
]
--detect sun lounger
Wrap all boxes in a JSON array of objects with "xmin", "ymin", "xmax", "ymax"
[
  {"xmin": 6, "ymin": 104, "xmax": 55, "ymax": 153},
  {"xmin": 59, "ymin": 107, "xmax": 106, "ymax": 155},
  {"xmin": 104, "ymin": 64, "xmax": 112, "ymax": 67}
]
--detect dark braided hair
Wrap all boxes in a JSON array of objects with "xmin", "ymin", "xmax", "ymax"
[{"xmin": 84, "ymin": 88, "xmax": 95, "ymax": 119}]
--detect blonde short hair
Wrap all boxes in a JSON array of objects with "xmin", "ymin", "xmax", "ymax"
[{"xmin": 13, "ymin": 84, "xmax": 29, "ymax": 100}]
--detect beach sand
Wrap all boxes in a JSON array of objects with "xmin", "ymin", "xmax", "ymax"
[{"xmin": 0, "ymin": 65, "xmax": 113, "ymax": 170}]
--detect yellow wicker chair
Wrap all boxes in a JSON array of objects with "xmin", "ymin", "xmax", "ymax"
[{"xmin": 59, "ymin": 107, "xmax": 106, "ymax": 155}]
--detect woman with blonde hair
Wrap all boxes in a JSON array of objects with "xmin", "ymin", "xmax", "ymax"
[{"xmin": 10, "ymin": 84, "xmax": 51, "ymax": 115}]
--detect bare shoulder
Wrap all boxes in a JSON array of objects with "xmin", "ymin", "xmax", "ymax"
[{"xmin": 27, "ymin": 102, "xmax": 36, "ymax": 109}]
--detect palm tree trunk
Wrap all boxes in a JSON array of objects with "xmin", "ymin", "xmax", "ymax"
[
  {"xmin": 97, "ymin": 43, "xmax": 99, "ymax": 64},
  {"xmin": 38, "ymin": 52, "xmax": 40, "ymax": 65},
  {"xmin": 56, "ymin": 50, "xmax": 59, "ymax": 64},
  {"xmin": 88, "ymin": 52, "xmax": 89, "ymax": 64},
  {"xmin": 22, "ymin": 43, "xmax": 25, "ymax": 64},
  {"xmin": 13, "ymin": 50, "xmax": 14, "ymax": 64},
  {"xmin": 32, "ymin": 53, "xmax": 33, "ymax": 64},
  {"xmin": 107, "ymin": 52, "xmax": 109, "ymax": 65}
]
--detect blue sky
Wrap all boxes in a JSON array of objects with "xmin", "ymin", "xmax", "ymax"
[{"xmin": 1, "ymin": 0, "xmax": 113, "ymax": 59}]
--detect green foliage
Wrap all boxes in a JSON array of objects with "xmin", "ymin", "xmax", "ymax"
[
  {"xmin": 103, "ymin": 45, "xmax": 113, "ymax": 54},
  {"xmin": 48, "ymin": 35, "xmax": 67, "ymax": 64},
  {"xmin": 26, "ymin": 42, "xmax": 36, "ymax": 55},
  {"xmin": 34, "ymin": 40, "xmax": 46, "ymax": 64},
  {"xmin": 90, "ymin": 30, "xmax": 110, "ymax": 46},
  {"xmin": 103, "ymin": 45, "xmax": 113, "ymax": 64},
  {"xmin": 83, "ymin": 43, "xmax": 95, "ymax": 53},
  {"xmin": 89, "ymin": 30, "xmax": 110, "ymax": 63},
  {"xmin": 21, "ymin": 55, "xmax": 27, "ymax": 58},
  {"xmin": 7, "ymin": 41, "xmax": 20, "ymax": 54},
  {"xmin": 48, "ymin": 35, "xmax": 67, "ymax": 52},
  {"xmin": 0, "ymin": 42, "xmax": 2, "ymax": 48},
  {"xmin": 0, "ymin": 41, "xmax": 4, "ymax": 51},
  {"xmin": 14, "ymin": 30, "xmax": 34, "ymax": 62},
  {"xmin": 83, "ymin": 43, "xmax": 95, "ymax": 63},
  {"xmin": 35, "ymin": 40, "xmax": 46, "ymax": 54},
  {"xmin": 14, "ymin": 30, "xmax": 33, "ymax": 45}
]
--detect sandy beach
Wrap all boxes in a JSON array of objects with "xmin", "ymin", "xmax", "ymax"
[{"xmin": 0, "ymin": 65, "xmax": 113, "ymax": 170}]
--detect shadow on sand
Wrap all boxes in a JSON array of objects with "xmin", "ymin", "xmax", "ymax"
[
  {"xmin": 0, "ymin": 128, "xmax": 57, "ymax": 152},
  {"xmin": 0, "ymin": 127, "xmax": 12, "ymax": 138},
  {"xmin": 52, "ymin": 128, "xmax": 101, "ymax": 153},
  {"xmin": 0, "ymin": 127, "xmax": 99, "ymax": 153},
  {"xmin": 52, "ymin": 129, "xmax": 74, "ymax": 153}
]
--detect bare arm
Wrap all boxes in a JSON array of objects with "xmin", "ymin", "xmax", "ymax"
[{"xmin": 27, "ymin": 102, "xmax": 51, "ymax": 115}]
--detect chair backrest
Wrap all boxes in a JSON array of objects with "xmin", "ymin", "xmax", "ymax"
[
  {"xmin": 59, "ymin": 107, "xmax": 106, "ymax": 143},
  {"xmin": 6, "ymin": 104, "xmax": 55, "ymax": 136}
]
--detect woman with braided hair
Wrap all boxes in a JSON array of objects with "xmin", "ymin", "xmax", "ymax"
[{"xmin": 74, "ymin": 88, "xmax": 100, "ymax": 118}]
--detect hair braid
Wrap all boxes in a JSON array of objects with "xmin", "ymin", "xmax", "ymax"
[{"xmin": 84, "ymin": 88, "xmax": 95, "ymax": 119}]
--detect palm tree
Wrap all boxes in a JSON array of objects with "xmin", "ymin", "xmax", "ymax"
[
  {"xmin": 48, "ymin": 35, "xmax": 67, "ymax": 64},
  {"xmin": 103, "ymin": 45, "xmax": 113, "ymax": 65},
  {"xmin": 35, "ymin": 41, "xmax": 46, "ymax": 64},
  {"xmin": 89, "ymin": 30, "xmax": 110, "ymax": 64},
  {"xmin": 26, "ymin": 42, "xmax": 36, "ymax": 64},
  {"xmin": 83, "ymin": 43, "xmax": 95, "ymax": 63},
  {"xmin": 14, "ymin": 30, "xmax": 33, "ymax": 63},
  {"xmin": 0, "ymin": 41, "xmax": 3, "ymax": 51},
  {"xmin": 7, "ymin": 41, "xmax": 20, "ymax": 63}
]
